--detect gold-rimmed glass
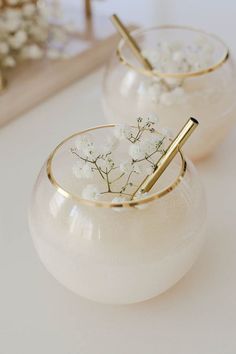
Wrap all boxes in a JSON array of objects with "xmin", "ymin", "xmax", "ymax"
[
  {"xmin": 29, "ymin": 125, "xmax": 206, "ymax": 304},
  {"xmin": 102, "ymin": 25, "xmax": 236, "ymax": 160}
]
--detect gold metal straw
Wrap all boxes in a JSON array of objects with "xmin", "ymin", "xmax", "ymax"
[
  {"xmin": 0, "ymin": 70, "xmax": 6, "ymax": 92},
  {"xmin": 135, "ymin": 117, "xmax": 199, "ymax": 195},
  {"xmin": 85, "ymin": 0, "xmax": 92, "ymax": 19},
  {"xmin": 111, "ymin": 14, "xmax": 153, "ymax": 71}
]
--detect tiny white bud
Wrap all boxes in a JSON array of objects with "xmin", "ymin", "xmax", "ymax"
[
  {"xmin": 2, "ymin": 55, "xmax": 16, "ymax": 67},
  {"xmin": 0, "ymin": 42, "xmax": 9, "ymax": 55},
  {"xmin": 161, "ymin": 127, "xmax": 173, "ymax": 139},
  {"xmin": 148, "ymin": 112, "xmax": 159, "ymax": 124},
  {"xmin": 9, "ymin": 30, "xmax": 27, "ymax": 49},
  {"xmin": 46, "ymin": 49, "xmax": 61, "ymax": 60},
  {"xmin": 82, "ymin": 185, "xmax": 100, "ymax": 201},
  {"xmin": 21, "ymin": 44, "xmax": 43, "ymax": 59},
  {"xmin": 22, "ymin": 3, "xmax": 36, "ymax": 17},
  {"xmin": 172, "ymin": 51, "xmax": 184, "ymax": 62},
  {"xmin": 6, "ymin": 0, "xmax": 19, "ymax": 5}
]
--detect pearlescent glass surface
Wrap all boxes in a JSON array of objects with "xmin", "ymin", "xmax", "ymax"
[
  {"xmin": 102, "ymin": 26, "xmax": 236, "ymax": 160},
  {"xmin": 29, "ymin": 125, "xmax": 206, "ymax": 304}
]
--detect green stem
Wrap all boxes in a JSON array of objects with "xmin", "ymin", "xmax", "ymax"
[
  {"xmin": 105, "ymin": 168, "xmax": 111, "ymax": 192},
  {"xmin": 94, "ymin": 161, "xmax": 105, "ymax": 180},
  {"xmin": 71, "ymin": 150, "xmax": 105, "ymax": 180},
  {"xmin": 110, "ymin": 172, "xmax": 125, "ymax": 184}
]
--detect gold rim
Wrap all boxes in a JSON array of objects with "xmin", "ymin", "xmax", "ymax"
[
  {"xmin": 117, "ymin": 25, "xmax": 229, "ymax": 79},
  {"xmin": 46, "ymin": 124, "xmax": 187, "ymax": 209}
]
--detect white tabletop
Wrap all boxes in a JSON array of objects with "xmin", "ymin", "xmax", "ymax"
[{"xmin": 1, "ymin": 1, "xmax": 236, "ymax": 353}]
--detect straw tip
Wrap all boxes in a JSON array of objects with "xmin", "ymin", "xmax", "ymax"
[
  {"xmin": 110, "ymin": 14, "xmax": 117, "ymax": 20},
  {"xmin": 190, "ymin": 117, "xmax": 199, "ymax": 125}
]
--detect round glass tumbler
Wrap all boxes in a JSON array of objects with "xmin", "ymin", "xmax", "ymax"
[
  {"xmin": 102, "ymin": 26, "xmax": 236, "ymax": 160},
  {"xmin": 29, "ymin": 125, "xmax": 206, "ymax": 304}
]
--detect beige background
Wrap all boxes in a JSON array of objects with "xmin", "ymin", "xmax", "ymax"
[{"xmin": 0, "ymin": 1, "xmax": 236, "ymax": 353}]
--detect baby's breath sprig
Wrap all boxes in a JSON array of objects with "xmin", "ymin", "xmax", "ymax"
[
  {"xmin": 140, "ymin": 36, "xmax": 215, "ymax": 106},
  {"xmin": 0, "ymin": 0, "xmax": 80, "ymax": 76},
  {"xmin": 71, "ymin": 115, "xmax": 172, "ymax": 203}
]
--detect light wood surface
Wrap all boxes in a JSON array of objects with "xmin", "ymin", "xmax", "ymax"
[
  {"xmin": 0, "ymin": 33, "xmax": 116, "ymax": 127},
  {"xmin": 0, "ymin": 18, "xmax": 134, "ymax": 128}
]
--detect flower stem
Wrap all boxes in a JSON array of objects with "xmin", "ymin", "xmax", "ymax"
[{"xmin": 110, "ymin": 172, "xmax": 125, "ymax": 184}]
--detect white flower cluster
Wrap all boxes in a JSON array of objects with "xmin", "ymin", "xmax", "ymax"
[
  {"xmin": 140, "ymin": 37, "xmax": 215, "ymax": 106},
  {"xmin": 72, "ymin": 159, "xmax": 93, "ymax": 179},
  {"xmin": 71, "ymin": 116, "xmax": 171, "ymax": 205},
  {"xmin": 0, "ymin": 0, "xmax": 77, "ymax": 72},
  {"xmin": 82, "ymin": 184, "xmax": 100, "ymax": 201}
]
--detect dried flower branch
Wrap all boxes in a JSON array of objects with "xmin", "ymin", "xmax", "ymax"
[
  {"xmin": 0, "ymin": 0, "xmax": 79, "ymax": 74},
  {"xmin": 139, "ymin": 37, "xmax": 215, "ymax": 106},
  {"xmin": 71, "ymin": 115, "xmax": 172, "ymax": 204}
]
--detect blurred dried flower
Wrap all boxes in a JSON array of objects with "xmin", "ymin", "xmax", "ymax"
[{"xmin": 0, "ymin": 0, "xmax": 77, "ymax": 73}]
